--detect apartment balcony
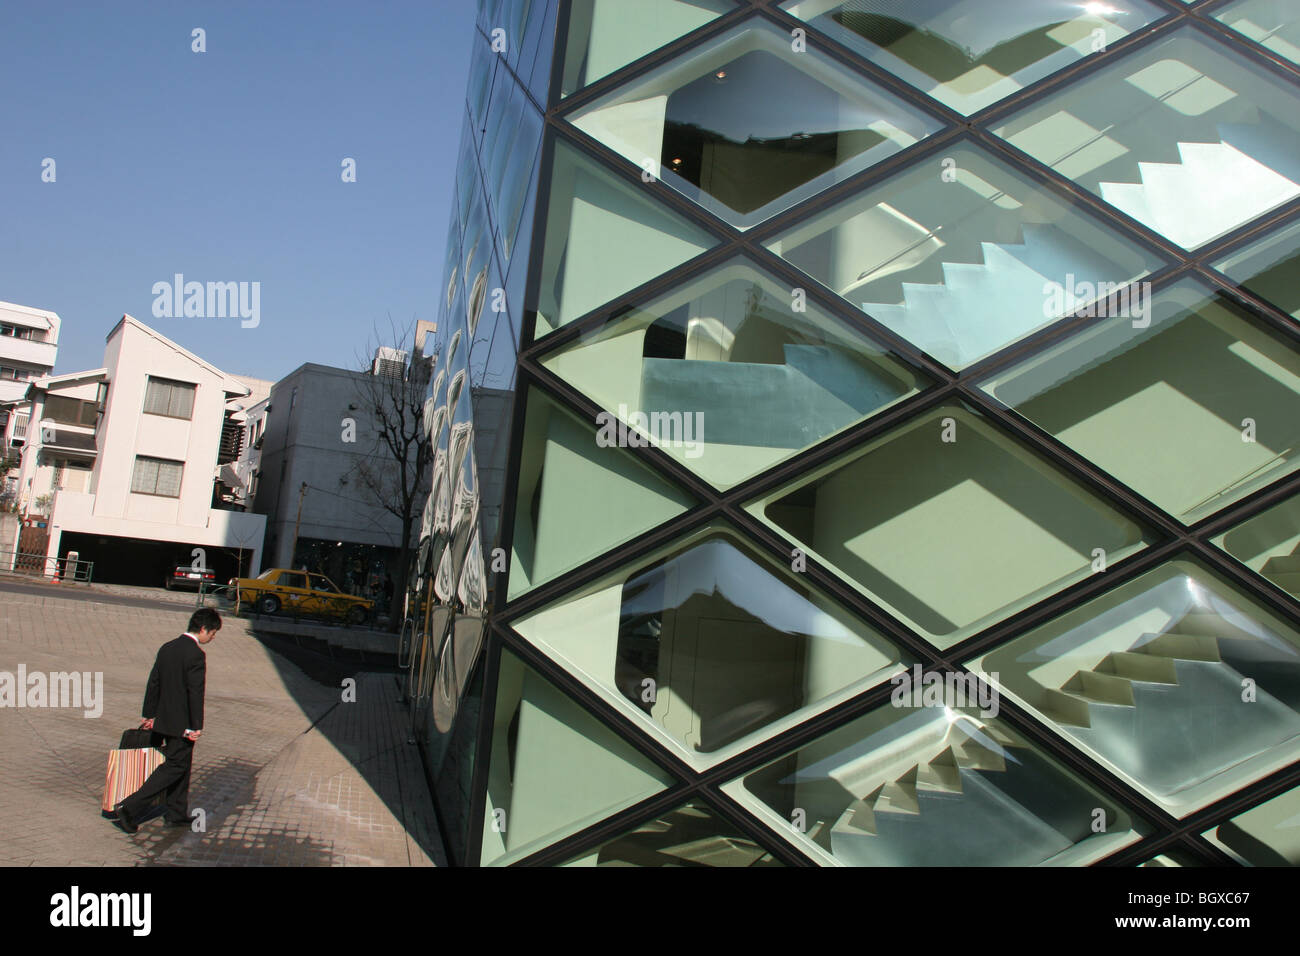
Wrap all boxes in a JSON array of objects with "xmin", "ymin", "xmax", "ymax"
[{"xmin": 0, "ymin": 337, "xmax": 56, "ymax": 369}]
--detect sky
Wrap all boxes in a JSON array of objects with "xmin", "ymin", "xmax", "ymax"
[{"xmin": 0, "ymin": 0, "xmax": 478, "ymax": 383}]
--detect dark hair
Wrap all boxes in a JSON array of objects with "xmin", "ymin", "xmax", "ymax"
[{"xmin": 188, "ymin": 608, "xmax": 222, "ymax": 633}]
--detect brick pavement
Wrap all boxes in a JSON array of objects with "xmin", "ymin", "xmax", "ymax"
[{"xmin": 0, "ymin": 587, "xmax": 444, "ymax": 866}]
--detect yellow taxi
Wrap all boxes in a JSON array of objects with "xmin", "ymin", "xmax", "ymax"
[{"xmin": 230, "ymin": 568, "xmax": 373, "ymax": 627}]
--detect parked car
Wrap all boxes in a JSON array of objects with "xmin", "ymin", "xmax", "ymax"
[
  {"xmin": 230, "ymin": 568, "xmax": 373, "ymax": 626},
  {"xmin": 165, "ymin": 565, "xmax": 217, "ymax": 591}
]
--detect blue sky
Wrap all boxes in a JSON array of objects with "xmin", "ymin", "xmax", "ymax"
[{"xmin": 0, "ymin": 0, "xmax": 477, "ymax": 382}]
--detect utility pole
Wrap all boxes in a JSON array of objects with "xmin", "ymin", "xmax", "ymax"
[{"xmin": 290, "ymin": 482, "xmax": 307, "ymax": 569}]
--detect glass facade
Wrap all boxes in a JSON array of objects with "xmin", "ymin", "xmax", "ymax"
[{"xmin": 410, "ymin": 0, "xmax": 1300, "ymax": 866}]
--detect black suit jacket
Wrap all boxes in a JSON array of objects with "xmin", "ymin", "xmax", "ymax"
[{"xmin": 142, "ymin": 635, "xmax": 206, "ymax": 737}]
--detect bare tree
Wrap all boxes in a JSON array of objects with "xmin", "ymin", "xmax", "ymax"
[{"xmin": 347, "ymin": 316, "xmax": 435, "ymax": 630}]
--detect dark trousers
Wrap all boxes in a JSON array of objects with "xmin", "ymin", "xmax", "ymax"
[{"xmin": 121, "ymin": 734, "xmax": 193, "ymax": 823}]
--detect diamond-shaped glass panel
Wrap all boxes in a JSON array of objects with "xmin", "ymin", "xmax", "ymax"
[
  {"xmin": 969, "ymin": 557, "xmax": 1300, "ymax": 817},
  {"xmin": 1213, "ymin": 489, "xmax": 1300, "ymax": 602},
  {"xmin": 746, "ymin": 403, "xmax": 1151, "ymax": 648},
  {"xmin": 513, "ymin": 521, "xmax": 911, "ymax": 770},
  {"xmin": 480, "ymin": 647, "xmax": 677, "ymax": 866},
  {"xmin": 783, "ymin": 0, "xmax": 1168, "ymax": 116},
  {"xmin": 994, "ymin": 28, "xmax": 1300, "ymax": 249},
  {"xmin": 561, "ymin": 798, "xmax": 784, "ymax": 866},
  {"xmin": 568, "ymin": 17, "xmax": 942, "ymax": 229},
  {"xmin": 1215, "ymin": 216, "xmax": 1300, "ymax": 321},
  {"xmin": 1216, "ymin": 0, "xmax": 1300, "ymax": 67},
  {"xmin": 981, "ymin": 278, "xmax": 1300, "ymax": 525},
  {"xmin": 767, "ymin": 140, "xmax": 1165, "ymax": 369},
  {"xmin": 560, "ymin": 0, "xmax": 735, "ymax": 98},
  {"xmin": 1203, "ymin": 782, "xmax": 1300, "ymax": 865},
  {"xmin": 506, "ymin": 387, "xmax": 696, "ymax": 601},
  {"xmin": 533, "ymin": 138, "xmax": 719, "ymax": 338},
  {"xmin": 722, "ymin": 703, "xmax": 1145, "ymax": 865},
  {"xmin": 540, "ymin": 256, "xmax": 929, "ymax": 488}
]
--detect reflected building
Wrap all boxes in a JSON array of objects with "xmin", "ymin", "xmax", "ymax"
[{"xmin": 408, "ymin": 0, "xmax": 1300, "ymax": 866}]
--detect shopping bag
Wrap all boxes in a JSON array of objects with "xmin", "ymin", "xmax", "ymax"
[{"xmin": 101, "ymin": 744, "xmax": 165, "ymax": 815}]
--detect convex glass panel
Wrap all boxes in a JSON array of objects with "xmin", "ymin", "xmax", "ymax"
[
  {"xmin": 783, "ymin": 0, "xmax": 1167, "ymax": 115},
  {"xmin": 514, "ymin": 522, "xmax": 911, "ymax": 769},
  {"xmin": 560, "ymin": 0, "xmax": 734, "ymax": 98},
  {"xmin": 723, "ymin": 704, "xmax": 1144, "ymax": 865},
  {"xmin": 1203, "ymin": 782, "xmax": 1300, "ymax": 865},
  {"xmin": 1215, "ymin": 216, "xmax": 1300, "ymax": 321},
  {"xmin": 1215, "ymin": 0, "xmax": 1300, "ymax": 68},
  {"xmin": 541, "ymin": 256, "xmax": 928, "ymax": 488},
  {"xmin": 982, "ymin": 278, "xmax": 1300, "ymax": 524},
  {"xmin": 480, "ymin": 648, "xmax": 677, "ymax": 866},
  {"xmin": 969, "ymin": 558, "xmax": 1300, "ymax": 816},
  {"xmin": 533, "ymin": 139, "xmax": 718, "ymax": 337},
  {"xmin": 767, "ymin": 141, "xmax": 1165, "ymax": 368},
  {"xmin": 746, "ymin": 403, "xmax": 1150, "ymax": 648},
  {"xmin": 1214, "ymin": 490, "xmax": 1300, "ymax": 602},
  {"xmin": 568, "ymin": 18, "xmax": 941, "ymax": 229},
  {"xmin": 562, "ymin": 799, "xmax": 783, "ymax": 866},
  {"xmin": 506, "ymin": 387, "xmax": 696, "ymax": 600},
  {"xmin": 994, "ymin": 28, "xmax": 1300, "ymax": 249}
]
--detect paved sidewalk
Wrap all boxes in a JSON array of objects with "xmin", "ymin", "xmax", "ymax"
[{"xmin": 0, "ymin": 587, "xmax": 443, "ymax": 866}]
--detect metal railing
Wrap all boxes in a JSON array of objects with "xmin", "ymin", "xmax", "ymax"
[
  {"xmin": 1, "ymin": 550, "xmax": 94, "ymax": 582},
  {"xmin": 195, "ymin": 581, "xmax": 239, "ymax": 610}
]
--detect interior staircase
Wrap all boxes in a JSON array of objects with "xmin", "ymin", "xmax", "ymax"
[
  {"xmin": 824, "ymin": 717, "xmax": 1101, "ymax": 865},
  {"xmin": 1260, "ymin": 543, "xmax": 1300, "ymax": 598},
  {"xmin": 1098, "ymin": 138, "xmax": 1300, "ymax": 249},
  {"xmin": 856, "ymin": 223, "xmax": 1123, "ymax": 367},
  {"xmin": 1038, "ymin": 610, "xmax": 1300, "ymax": 797}
]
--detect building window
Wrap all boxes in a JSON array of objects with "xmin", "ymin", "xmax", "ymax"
[
  {"xmin": 131, "ymin": 456, "xmax": 183, "ymax": 497},
  {"xmin": 143, "ymin": 377, "xmax": 196, "ymax": 420},
  {"xmin": 43, "ymin": 395, "xmax": 99, "ymax": 426}
]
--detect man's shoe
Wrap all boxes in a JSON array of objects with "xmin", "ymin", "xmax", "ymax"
[
  {"xmin": 111, "ymin": 802, "xmax": 138, "ymax": 834},
  {"xmin": 163, "ymin": 813, "xmax": 198, "ymax": 829}
]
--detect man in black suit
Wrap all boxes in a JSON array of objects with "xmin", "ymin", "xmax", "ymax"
[{"xmin": 112, "ymin": 607, "xmax": 220, "ymax": 833}]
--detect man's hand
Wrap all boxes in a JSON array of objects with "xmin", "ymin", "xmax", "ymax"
[
  {"xmin": 140, "ymin": 718, "xmax": 155, "ymax": 730},
  {"xmin": 184, "ymin": 729, "xmax": 201, "ymax": 742}
]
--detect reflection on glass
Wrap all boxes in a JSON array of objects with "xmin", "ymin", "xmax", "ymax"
[
  {"xmin": 982, "ymin": 279, "xmax": 1300, "ymax": 524},
  {"xmin": 1215, "ymin": 217, "xmax": 1300, "ymax": 321},
  {"xmin": 507, "ymin": 388, "xmax": 695, "ymax": 600},
  {"xmin": 723, "ymin": 705, "xmax": 1143, "ymax": 865},
  {"xmin": 533, "ymin": 139, "xmax": 717, "ymax": 338},
  {"xmin": 994, "ymin": 28, "xmax": 1300, "ymax": 249},
  {"xmin": 1204, "ymin": 783, "xmax": 1300, "ymax": 865},
  {"xmin": 746, "ymin": 404, "xmax": 1150, "ymax": 648},
  {"xmin": 562, "ymin": 799, "xmax": 782, "ymax": 866},
  {"xmin": 514, "ymin": 522, "xmax": 910, "ymax": 769},
  {"xmin": 560, "ymin": 0, "xmax": 733, "ymax": 98},
  {"xmin": 767, "ymin": 141, "xmax": 1165, "ymax": 368},
  {"xmin": 541, "ymin": 257, "xmax": 927, "ymax": 488},
  {"xmin": 481, "ymin": 648, "xmax": 675, "ymax": 866},
  {"xmin": 569, "ymin": 19, "xmax": 940, "ymax": 229},
  {"xmin": 1214, "ymin": 490, "xmax": 1300, "ymax": 602},
  {"xmin": 1215, "ymin": 0, "xmax": 1300, "ymax": 67},
  {"xmin": 434, "ymin": 657, "xmax": 484, "ymax": 867},
  {"xmin": 970, "ymin": 558, "xmax": 1300, "ymax": 817},
  {"xmin": 784, "ymin": 0, "xmax": 1167, "ymax": 115}
]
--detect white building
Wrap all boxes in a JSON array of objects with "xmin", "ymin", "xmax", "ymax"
[
  {"xmin": 0, "ymin": 302, "xmax": 61, "ymax": 500},
  {"xmin": 18, "ymin": 314, "xmax": 266, "ymax": 585}
]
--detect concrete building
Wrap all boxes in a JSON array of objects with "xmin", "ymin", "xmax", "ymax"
[
  {"xmin": 252, "ymin": 331, "xmax": 434, "ymax": 611},
  {"xmin": 0, "ymin": 301, "xmax": 61, "ymax": 503},
  {"xmin": 27, "ymin": 314, "xmax": 266, "ymax": 585}
]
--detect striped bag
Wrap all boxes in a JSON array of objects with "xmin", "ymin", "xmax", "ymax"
[{"xmin": 101, "ymin": 745, "xmax": 165, "ymax": 815}]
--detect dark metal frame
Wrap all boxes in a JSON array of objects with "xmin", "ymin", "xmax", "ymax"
[{"xmin": 430, "ymin": 0, "xmax": 1300, "ymax": 867}]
